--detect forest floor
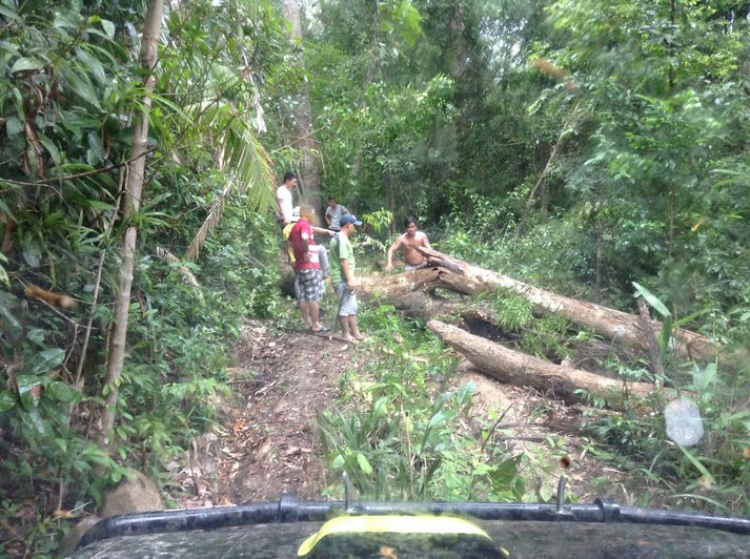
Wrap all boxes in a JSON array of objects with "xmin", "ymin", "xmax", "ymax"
[{"xmin": 167, "ymin": 316, "xmax": 629, "ymax": 510}]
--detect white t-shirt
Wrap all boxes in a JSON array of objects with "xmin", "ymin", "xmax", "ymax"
[{"xmin": 277, "ymin": 185, "xmax": 293, "ymax": 223}]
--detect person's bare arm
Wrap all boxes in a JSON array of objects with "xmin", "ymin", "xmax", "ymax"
[
  {"xmin": 421, "ymin": 233, "xmax": 431, "ymax": 250},
  {"xmin": 386, "ymin": 237, "xmax": 403, "ymax": 271},
  {"xmin": 340, "ymin": 258, "xmax": 354, "ymax": 288},
  {"xmin": 277, "ymin": 197, "xmax": 289, "ymax": 225},
  {"xmin": 312, "ymin": 225, "xmax": 335, "ymax": 237}
]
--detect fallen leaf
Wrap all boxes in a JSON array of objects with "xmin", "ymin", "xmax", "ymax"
[{"xmin": 258, "ymin": 440, "xmax": 272, "ymax": 457}]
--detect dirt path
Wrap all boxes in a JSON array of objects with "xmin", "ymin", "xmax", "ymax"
[
  {"xmin": 171, "ymin": 321, "xmax": 365, "ymax": 507},
  {"xmin": 169, "ymin": 319, "xmax": 624, "ymax": 509}
]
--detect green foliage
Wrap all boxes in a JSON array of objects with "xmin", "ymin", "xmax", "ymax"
[
  {"xmin": 0, "ymin": 0, "xmax": 289, "ymax": 554},
  {"xmin": 319, "ymin": 306, "xmax": 476, "ymax": 500},
  {"xmin": 320, "ymin": 307, "xmax": 565, "ymax": 503},
  {"xmin": 2, "ymin": 0, "xmax": 750, "ymax": 552}
]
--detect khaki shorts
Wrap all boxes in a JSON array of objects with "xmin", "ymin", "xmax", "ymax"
[{"xmin": 334, "ymin": 282, "xmax": 358, "ymax": 316}]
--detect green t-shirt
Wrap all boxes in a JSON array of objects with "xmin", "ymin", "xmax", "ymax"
[{"xmin": 330, "ymin": 233, "xmax": 355, "ymax": 284}]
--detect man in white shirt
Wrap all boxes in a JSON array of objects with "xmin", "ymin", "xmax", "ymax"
[{"xmin": 276, "ymin": 172, "xmax": 297, "ymax": 225}]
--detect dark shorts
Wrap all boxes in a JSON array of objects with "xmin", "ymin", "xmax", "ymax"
[{"xmin": 296, "ymin": 268, "xmax": 323, "ymax": 302}]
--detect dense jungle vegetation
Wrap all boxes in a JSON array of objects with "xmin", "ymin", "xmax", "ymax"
[{"xmin": 2, "ymin": 0, "xmax": 750, "ymax": 555}]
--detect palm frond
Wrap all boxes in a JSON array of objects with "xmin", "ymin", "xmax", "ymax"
[
  {"xmin": 183, "ymin": 98, "xmax": 276, "ymax": 261},
  {"xmin": 186, "ymin": 185, "xmax": 230, "ymax": 261}
]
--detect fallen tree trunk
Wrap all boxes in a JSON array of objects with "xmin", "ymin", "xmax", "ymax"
[
  {"xmin": 427, "ymin": 320, "xmax": 677, "ymax": 411},
  {"xmin": 411, "ymin": 249, "xmax": 719, "ymax": 363}
]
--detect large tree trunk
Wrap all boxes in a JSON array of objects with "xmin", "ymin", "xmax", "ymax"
[
  {"xmin": 427, "ymin": 320, "xmax": 676, "ymax": 410},
  {"xmin": 403, "ymin": 249, "xmax": 720, "ymax": 363},
  {"xmin": 281, "ymin": 0, "xmax": 321, "ymax": 206},
  {"xmin": 98, "ymin": 0, "xmax": 163, "ymax": 452}
]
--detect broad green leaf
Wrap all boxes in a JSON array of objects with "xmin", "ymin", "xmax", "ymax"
[
  {"xmin": 633, "ymin": 282, "xmax": 670, "ymax": 317},
  {"xmin": 539, "ymin": 483, "xmax": 553, "ymax": 502},
  {"xmin": 24, "ymin": 348, "xmax": 66, "ymax": 375},
  {"xmin": 427, "ymin": 410, "xmax": 448, "ymax": 429},
  {"xmin": 45, "ymin": 380, "xmax": 79, "ymax": 403},
  {"xmin": 11, "ymin": 57, "xmax": 44, "ymax": 73},
  {"xmin": 356, "ymin": 453, "xmax": 373, "ymax": 475},
  {"xmin": 332, "ymin": 454, "xmax": 345, "ymax": 469},
  {"xmin": 101, "ymin": 19, "xmax": 116, "ymax": 39},
  {"xmin": 22, "ymin": 243, "xmax": 41, "ymax": 268},
  {"xmin": 76, "ymin": 47, "xmax": 107, "ymax": 84},
  {"xmin": 0, "ymin": 4, "xmax": 20, "ymax": 21},
  {"xmin": 692, "ymin": 363, "xmax": 716, "ymax": 393},
  {"xmin": 17, "ymin": 376, "xmax": 42, "ymax": 410},
  {"xmin": 0, "ymin": 390, "xmax": 16, "ymax": 412},
  {"xmin": 37, "ymin": 133, "xmax": 62, "ymax": 167},
  {"xmin": 54, "ymin": 10, "xmax": 80, "ymax": 31},
  {"xmin": 27, "ymin": 329, "xmax": 46, "ymax": 344},
  {"xmin": 23, "ymin": 407, "xmax": 46, "ymax": 434},
  {"xmin": 5, "ymin": 116, "xmax": 23, "ymax": 137},
  {"xmin": 60, "ymin": 65, "xmax": 101, "ymax": 110}
]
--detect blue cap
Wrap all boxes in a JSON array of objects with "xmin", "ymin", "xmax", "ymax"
[{"xmin": 340, "ymin": 214, "xmax": 362, "ymax": 227}]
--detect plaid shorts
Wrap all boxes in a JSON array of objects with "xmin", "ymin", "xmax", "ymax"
[{"xmin": 296, "ymin": 268, "xmax": 323, "ymax": 302}]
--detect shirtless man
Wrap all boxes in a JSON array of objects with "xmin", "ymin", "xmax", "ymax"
[{"xmin": 385, "ymin": 216, "xmax": 431, "ymax": 271}]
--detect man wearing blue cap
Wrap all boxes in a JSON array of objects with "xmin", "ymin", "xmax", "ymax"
[{"xmin": 330, "ymin": 214, "xmax": 366, "ymax": 342}]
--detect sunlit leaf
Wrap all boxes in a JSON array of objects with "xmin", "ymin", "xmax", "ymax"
[
  {"xmin": 356, "ymin": 452, "xmax": 373, "ymax": 475},
  {"xmin": 25, "ymin": 348, "xmax": 66, "ymax": 375},
  {"xmin": 101, "ymin": 19, "xmax": 115, "ymax": 39},
  {"xmin": 332, "ymin": 454, "xmax": 345, "ymax": 469},
  {"xmin": 11, "ymin": 57, "xmax": 44, "ymax": 73}
]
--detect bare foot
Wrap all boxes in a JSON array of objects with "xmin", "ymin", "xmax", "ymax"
[
  {"xmin": 341, "ymin": 334, "xmax": 354, "ymax": 342},
  {"xmin": 354, "ymin": 333, "xmax": 367, "ymax": 341}
]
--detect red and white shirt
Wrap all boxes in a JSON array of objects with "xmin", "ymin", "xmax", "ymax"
[{"xmin": 289, "ymin": 219, "xmax": 320, "ymax": 271}]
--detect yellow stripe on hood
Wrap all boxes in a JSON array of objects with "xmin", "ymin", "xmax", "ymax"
[{"xmin": 298, "ymin": 515, "xmax": 491, "ymax": 556}]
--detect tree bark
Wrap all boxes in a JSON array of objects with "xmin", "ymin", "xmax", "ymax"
[
  {"xmin": 427, "ymin": 320, "xmax": 676, "ymax": 410},
  {"xmin": 99, "ymin": 0, "xmax": 163, "ymax": 452},
  {"xmin": 636, "ymin": 296, "xmax": 664, "ymax": 378},
  {"xmin": 281, "ymin": 0, "xmax": 322, "ymax": 206},
  {"xmin": 409, "ymin": 249, "xmax": 720, "ymax": 363}
]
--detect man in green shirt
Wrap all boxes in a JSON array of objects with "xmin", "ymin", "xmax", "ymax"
[{"xmin": 330, "ymin": 214, "xmax": 366, "ymax": 342}]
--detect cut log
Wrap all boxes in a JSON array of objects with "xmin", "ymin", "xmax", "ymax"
[
  {"xmin": 412, "ymin": 248, "xmax": 720, "ymax": 363},
  {"xmin": 427, "ymin": 320, "xmax": 677, "ymax": 411}
]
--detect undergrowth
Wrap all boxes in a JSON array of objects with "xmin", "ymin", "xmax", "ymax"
[{"xmin": 318, "ymin": 305, "xmax": 569, "ymax": 503}]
